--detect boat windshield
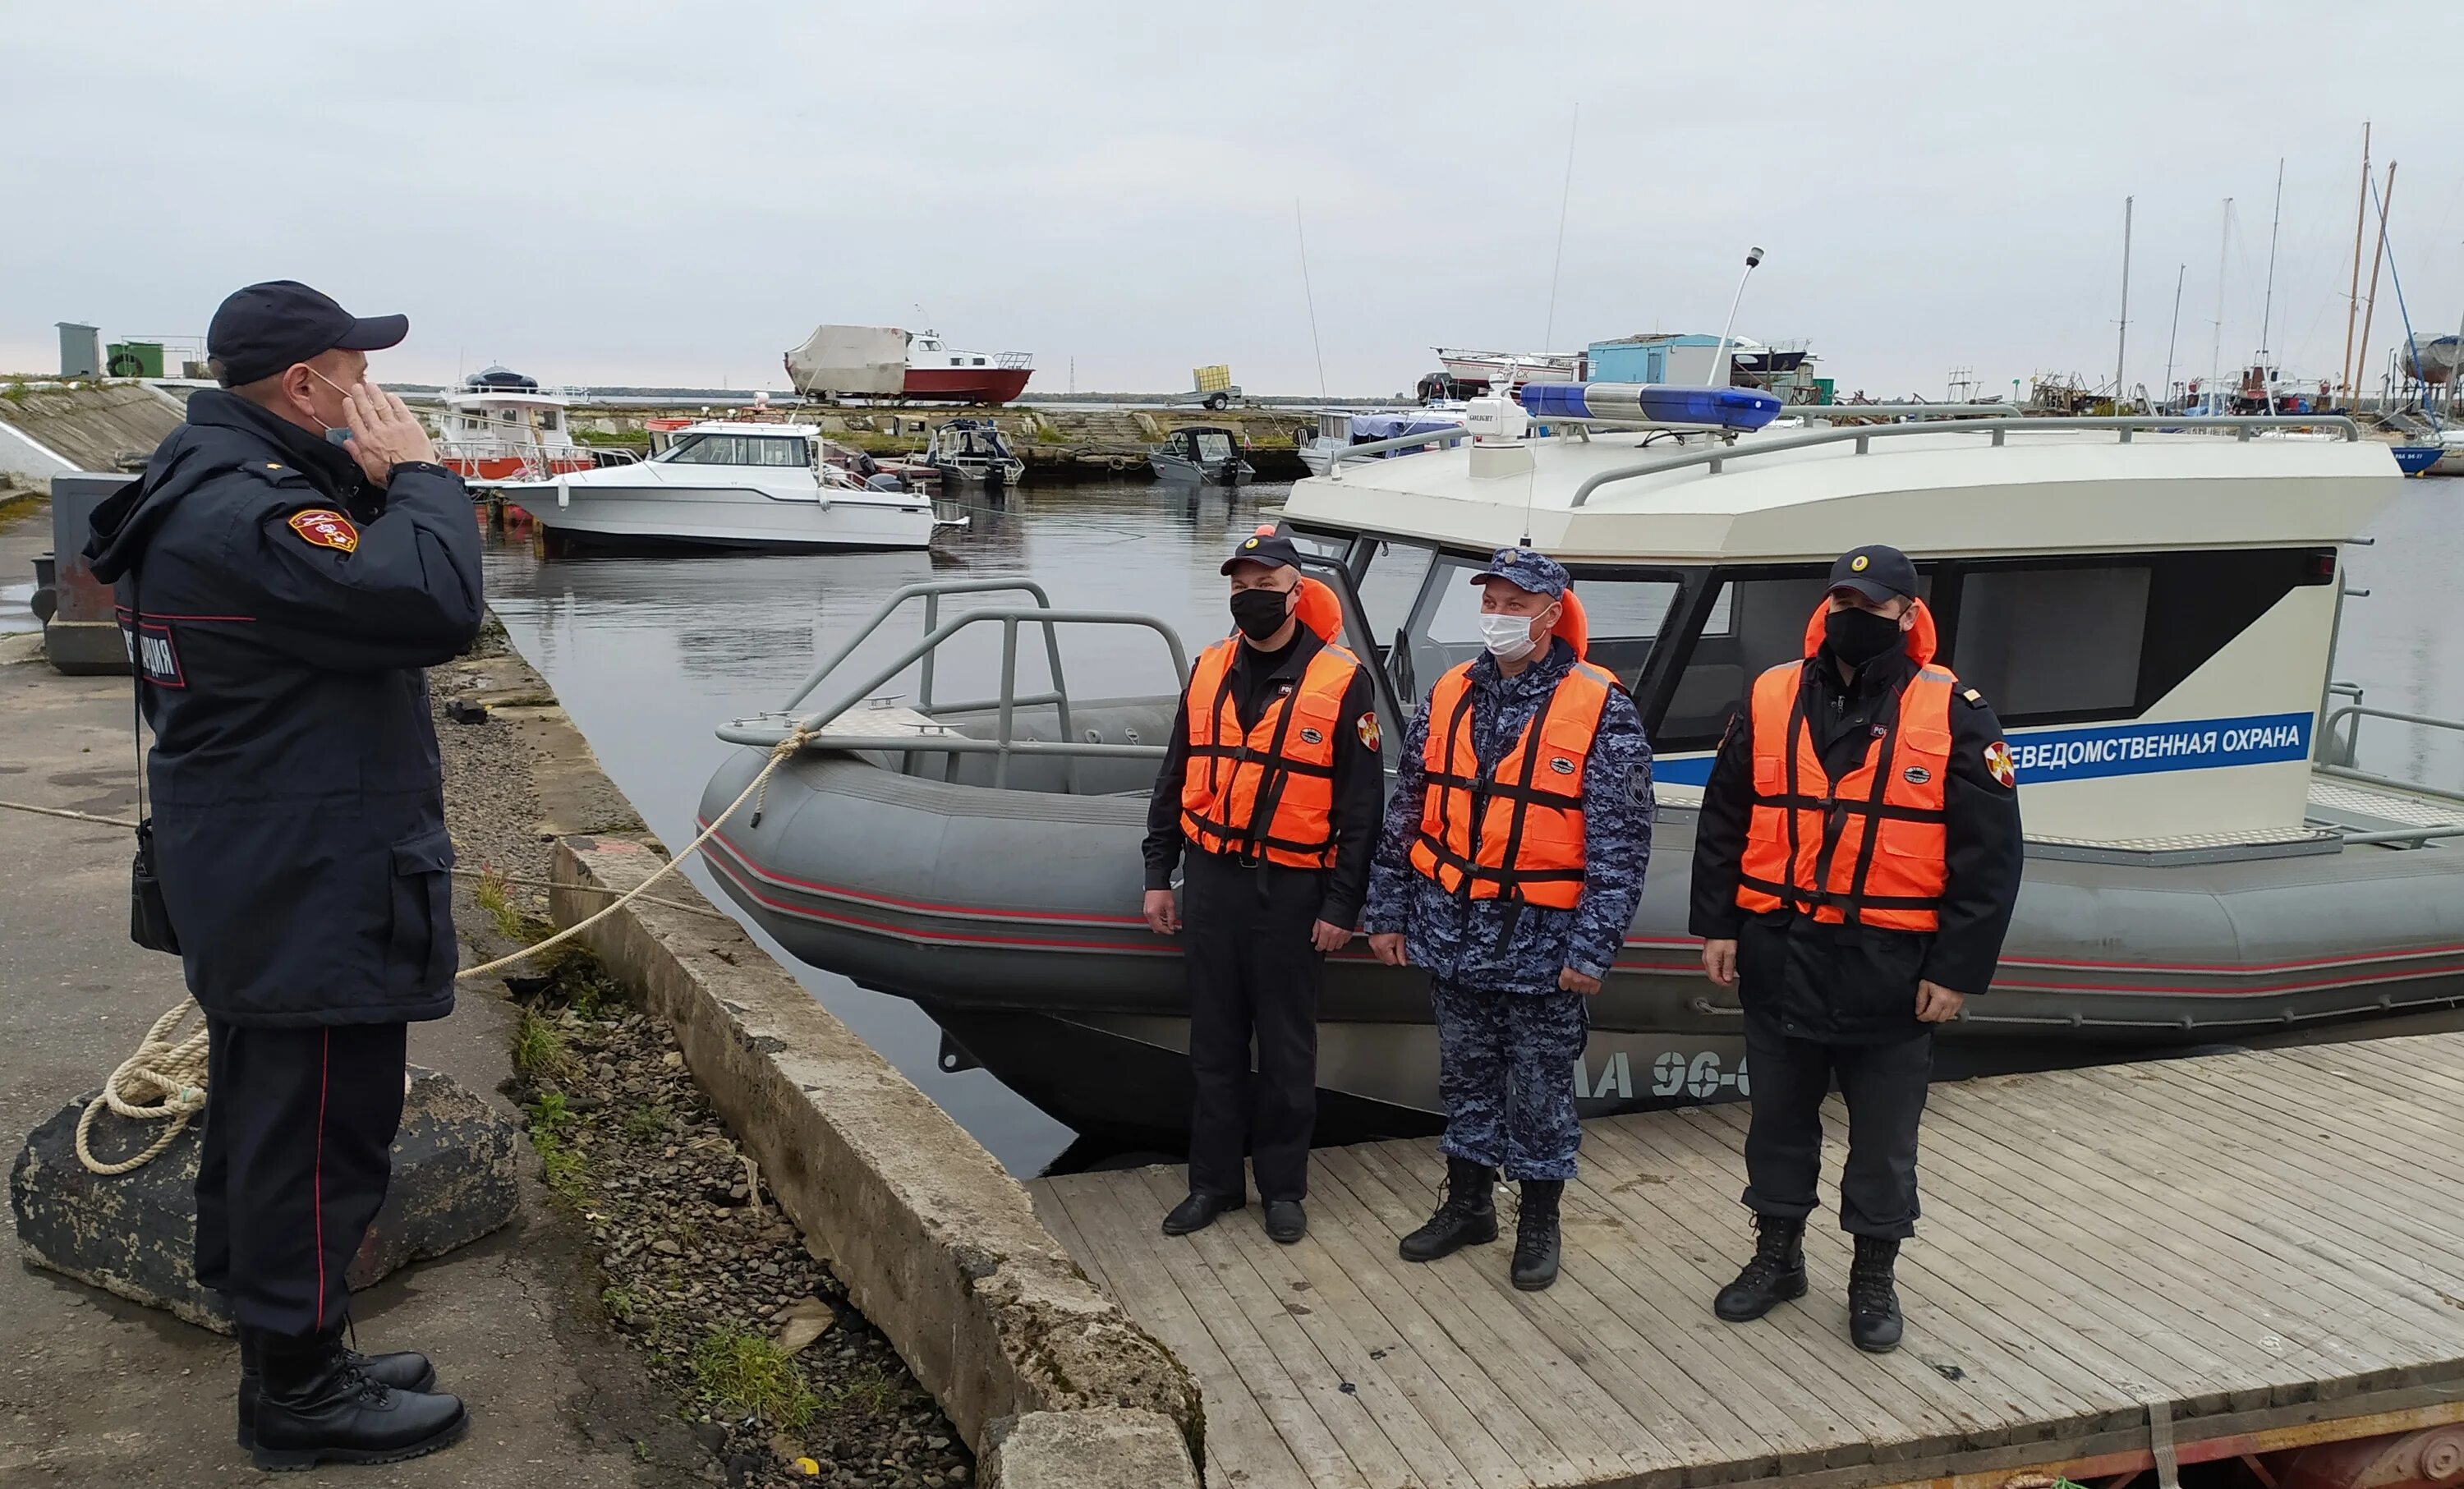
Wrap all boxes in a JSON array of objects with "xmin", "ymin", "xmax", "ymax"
[
  {"xmin": 660, "ymin": 433, "xmax": 811, "ymax": 467},
  {"xmin": 1190, "ymin": 430, "xmax": 1234, "ymax": 462},
  {"xmin": 1395, "ymin": 554, "xmax": 1682, "ymax": 700}
]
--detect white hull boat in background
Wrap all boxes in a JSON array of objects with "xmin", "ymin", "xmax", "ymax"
[{"xmin": 503, "ymin": 420, "xmax": 951, "ymax": 551}]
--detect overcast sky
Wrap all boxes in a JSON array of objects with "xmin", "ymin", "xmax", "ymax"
[{"xmin": 8, "ymin": 2, "xmax": 2464, "ymax": 400}]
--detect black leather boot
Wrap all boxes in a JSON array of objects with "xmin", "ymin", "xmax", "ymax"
[
  {"xmin": 1712, "ymin": 1215, "xmax": 1808, "ymax": 1322},
  {"xmin": 1509, "ymin": 1180, "xmax": 1564, "ymax": 1291},
  {"xmin": 1848, "ymin": 1235, "xmax": 1905, "ymax": 1353},
  {"xmin": 237, "ymin": 1327, "xmax": 439, "ymax": 1450},
  {"xmin": 1398, "ymin": 1155, "xmax": 1497, "ymax": 1262},
  {"xmin": 251, "ymin": 1328, "xmax": 469, "ymax": 1470}
]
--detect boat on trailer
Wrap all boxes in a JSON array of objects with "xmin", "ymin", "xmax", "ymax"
[{"xmin": 696, "ymin": 388, "xmax": 2464, "ymax": 1149}]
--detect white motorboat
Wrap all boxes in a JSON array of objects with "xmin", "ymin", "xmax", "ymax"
[
  {"xmin": 503, "ymin": 420, "xmax": 953, "ymax": 551},
  {"xmin": 433, "ymin": 367, "xmax": 616, "ymax": 485},
  {"xmin": 1297, "ymin": 409, "xmax": 1468, "ymax": 477}
]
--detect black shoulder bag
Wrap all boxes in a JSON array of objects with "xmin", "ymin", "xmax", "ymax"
[{"xmin": 126, "ymin": 562, "xmax": 181, "ymax": 954}]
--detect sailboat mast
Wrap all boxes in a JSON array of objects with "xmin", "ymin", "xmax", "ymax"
[
  {"xmin": 2209, "ymin": 198, "xmax": 2231, "ymax": 408},
  {"xmin": 2163, "ymin": 263, "xmax": 2186, "ymax": 409},
  {"xmin": 2115, "ymin": 196, "xmax": 2133, "ymax": 407},
  {"xmin": 2340, "ymin": 122, "xmax": 2371, "ymax": 402},
  {"xmin": 2259, "ymin": 159, "xmax": 2283, "ymax": 414},
  {"xmin": 2356, "ymin": 162, "xmax": 2395, "ymax": 408}
]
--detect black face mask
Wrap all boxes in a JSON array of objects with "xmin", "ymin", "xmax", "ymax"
[
  {"xmin": 1230, "ymin": 586, "xmax": 1293, "ymax": 641},
  {"xmin": 1823, "ymin": 605, "xmax": 1905, "ymax": 669}
]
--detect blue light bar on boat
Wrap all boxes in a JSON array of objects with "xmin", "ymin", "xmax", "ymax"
[{"xmin": 1519, "ymin": 382, "xmax": 1782, "ymax": 430}]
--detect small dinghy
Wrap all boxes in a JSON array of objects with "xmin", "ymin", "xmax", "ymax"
[{"xmin": 700, "ymin": 389, "xmax": 2464, "ymax": 1148}]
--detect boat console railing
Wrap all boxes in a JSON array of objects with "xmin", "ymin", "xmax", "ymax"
[
  {"xmin": 1568, "ymin": 416, "xmax": 2365, "ymax": 507},
  {"xmin": 2318, "ymin": 701, "xmax": 2464, "ymax": 811},
  {"xmin": 720, "ymin": 579, "xmax": 1190, "ymax": 789},
  {"xmin": 1325, "ymin": 426, "xmax": 1475, "ymax": 476}
]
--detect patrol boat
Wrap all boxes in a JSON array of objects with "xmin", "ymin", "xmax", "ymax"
[{"xmin": 696, "ymin": 388, "xmax": 2464, "ymax": 1148}]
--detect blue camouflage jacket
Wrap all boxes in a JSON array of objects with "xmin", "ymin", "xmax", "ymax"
[{"xmin": 1363, "ymin": 637, "xmax": 1653, "ymax": 993}]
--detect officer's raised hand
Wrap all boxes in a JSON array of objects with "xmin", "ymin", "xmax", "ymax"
[
  {"xmin": 341, "ymin": 379, "xmax": 437, "ymax": 486},
  {"xmin": 1142, "ymin": 888, "xmax": 1179, "ymax": 936}
]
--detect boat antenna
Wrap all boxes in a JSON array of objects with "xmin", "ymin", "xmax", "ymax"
[
  {"xmin": 1706, "ymin": 246, "xmax": 1765, "ymax": 388},
  {"xmin": 1542, "ymin": 103, "xmax": 1579, "ymax": 349},
  {"xmin": 2339, "ymin": 122, "xmax": 2372, "ymax": 402},
  {"xmin": 2258, "ymin": 158, "xmax": 2283, "ymax": 414},
  {"xmin": 2114, "ymin": 195, "xmax": 2134, "ymax": 408},
  {"xmin": 1294, "ymin": 200, "xmax": 1329, "ymax": 402},
  {"xmin": 2162, "ymin": 262, "xmax": 2186, "ymax": 410}
]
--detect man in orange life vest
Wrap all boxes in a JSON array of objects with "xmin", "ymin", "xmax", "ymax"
[
  {"xmin": 1142, "ymin": 529, "xmax": 1384, "ymax": 1243},
  {"xmin": 1690, "ymin": 544, "xmax": 2021, "ymax": 1353},
  {"xmin": 1364, "ymin": 548, "xmax": 1652, "ymax": 1293}
]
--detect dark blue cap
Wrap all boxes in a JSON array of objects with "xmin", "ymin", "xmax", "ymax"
[
  {"xmin": 1469, "ymin": 546, "xmax": 1569, "ymax": 598},
  {"xmin": 1827, "ymin": 544, "xmax": 1920, "ymax": 603},
  {"xmin": 1221, "ymin": 529, "xmax": 1304, "ymax": 574},
  {"xmin": 207, "ymin": 280, "xmax": 408, "ymax": 387}
]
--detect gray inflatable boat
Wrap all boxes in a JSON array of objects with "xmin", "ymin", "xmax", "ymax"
[{"xmin": 701, "ymin": 410, "xmax": 2464, "ymax": 1147}]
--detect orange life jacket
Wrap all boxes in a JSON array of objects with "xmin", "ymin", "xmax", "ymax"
[
  {"xmin": 1179, "ymin": 623, "xmax": 1364, "ymax": 869},
  {"xmin": 1735, "ymin": 599, "xmax": 1956, "ymax": 931},
  {"xmin": 1406, "ymin": 655, "xmax": 1619, "ymax": 909}
]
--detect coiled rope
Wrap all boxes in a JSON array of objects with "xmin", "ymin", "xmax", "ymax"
[{"xmin": 14, "ymin": 726, "xmax": 815, "ymax": 1175}]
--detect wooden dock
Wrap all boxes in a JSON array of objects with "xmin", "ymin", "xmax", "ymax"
[{"xmin": 1027, "ymin": 1033, "xmax": 2464, "ymax": 1489}]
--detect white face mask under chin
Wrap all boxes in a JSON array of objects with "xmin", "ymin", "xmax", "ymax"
[{"xmin": 1478, "ymin": 611, "xmax": 1538, "ymax": 661}]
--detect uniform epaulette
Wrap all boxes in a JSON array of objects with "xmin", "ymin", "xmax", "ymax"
[{"xmin": 1960, "ymin": 687, "xmax": 1988, "ymax": 709}]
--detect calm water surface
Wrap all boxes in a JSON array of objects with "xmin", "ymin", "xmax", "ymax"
[{"xmin": 480, "ymin": 478, "xmax": 2464, "ymax": 1175}]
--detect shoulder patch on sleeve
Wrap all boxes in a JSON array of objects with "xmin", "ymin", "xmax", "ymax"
[
  {"xmin": 285, "ymin": 508, "xmax": 360, "ymax": 554},
  {"xmin": 1982, "ymin": 738, "xmax": 2016, "ymax": 789},
  {"xmin": 1355, "ymin": 710, "xmax": 1382, "ymax": 753}
]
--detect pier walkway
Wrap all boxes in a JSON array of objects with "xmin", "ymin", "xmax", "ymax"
[{"xmin": 1029, "ymin": 1035, "xmax": 2464, "ymax": 1489}]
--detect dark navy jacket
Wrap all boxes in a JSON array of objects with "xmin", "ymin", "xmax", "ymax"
[{"xmin": 83, "ymin": 391, "xmax": 485, "ymax": 1027}]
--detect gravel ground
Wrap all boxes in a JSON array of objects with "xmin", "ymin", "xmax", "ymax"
[{"xmin": 430, "ymin": 641, "xmax": 972, "ymax": 1489}]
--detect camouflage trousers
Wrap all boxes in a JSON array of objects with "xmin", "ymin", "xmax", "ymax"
[{"xmin": 1430, "ymin": 979, "xmax": 1590, "ymax": 1182}]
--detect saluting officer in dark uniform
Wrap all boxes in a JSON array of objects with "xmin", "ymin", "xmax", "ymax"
[
  {"xmin": 1689, "ymin": 545, "xmax": 2021, "ymax": 1353},
  {"xmin": 85, "ymin": 282, "xmax": 484, "ymax": 1467},
  {"xmin": 1142, "ymin": 529, "xmax": 1383, "ymax": 1243}
]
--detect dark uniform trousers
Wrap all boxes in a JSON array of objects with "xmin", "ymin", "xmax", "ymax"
[
  {"xmin": 195, "ymin": 1018, "xmax": 410, "ymax": 1336},
  {"xmin": 1740, "ymin": 1018, "xmax": 1933, "ymax": 1239},
  {"xmin": 1181, "ymin": 847, "xmax": 1325, "ymax": 1203}
]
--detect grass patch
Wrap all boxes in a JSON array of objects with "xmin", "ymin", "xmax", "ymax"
[
  {"xmin": 512, "ymin": 1006, "xmax": 572, "ymax": 1080},
  {"xmin": 820, "ymin": 1362, "xmax": 902, "ymax": 1416},
  {"xmin": 530, "ymin": 1122, "xmax": 591, "ymax": 1204},
  {"xmin": 622, "ymin": 1103, "xmax": 675, "ymax": 1143},
  {"xmin": 692, "ymin": 1326, "xmax": 818, "ymax": 1429},
  {"xmin": 600, "ymin": 1284, "xmax": 642, "ymax": 1323},
  {"xmin": 472, "ymin": 865, "xmax": 536, "ymax": 944}
]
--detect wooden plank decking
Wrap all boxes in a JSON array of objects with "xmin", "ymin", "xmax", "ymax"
[{"xmin": 1027, "ymin": 1032, "xmax": 2464, "ymax": 1489}]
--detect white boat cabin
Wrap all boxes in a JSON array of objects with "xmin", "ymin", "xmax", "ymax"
[{"xmin": 1275, "ymin": 416, "xmax": 2407, "ymax": 852}]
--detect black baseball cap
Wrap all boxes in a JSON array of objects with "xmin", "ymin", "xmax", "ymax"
[
  {"xmin": 1827, "ymin": 544, "xmax": 1920, "ymax": 604},
  {"xmin": 207, "ymin": 280, "xmax": 409, "ymax": 387},
  {"xmin": 1221, "ymin": 528, "xmax": 1304, "ymax": 574}
]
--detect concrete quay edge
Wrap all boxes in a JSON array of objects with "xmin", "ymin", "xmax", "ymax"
[{"xmin": 549, "ymin": 837, "xmax": 1202, "ymax": 1475}]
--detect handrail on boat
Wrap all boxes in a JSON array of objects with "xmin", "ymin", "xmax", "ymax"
[
  {"xmin": 725, "ymin": 579, "xmax": 1191, "ymax": 790},
  {"xmin": 1567, "ymin": 415, "xmax": 2366, "ymax": 508},
  {"xmin": 1325, "ymin": 426, "xmax": 1474, "ymax": 477},
  {"xmin": 2317, "ymin": 702, "xmax": 2464, "ymax": 812}
]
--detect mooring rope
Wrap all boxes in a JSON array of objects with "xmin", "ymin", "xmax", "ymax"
[{"xmin": 17, "ymin": 724, "xmax": 815, "ymax": 1175}]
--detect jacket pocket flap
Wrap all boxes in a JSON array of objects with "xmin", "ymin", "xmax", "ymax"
[{"xmin": 392, "ymin": 828, "xmax": 456, "ymax": 875}]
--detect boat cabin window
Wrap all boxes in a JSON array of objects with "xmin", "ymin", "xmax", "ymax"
[
  {"xmin": 1949, "ymin": 564, "xmax": 2149, "ymax": 720},
  {"xmin": 662, "ymin": 434, "xmax": 810, "ymax": 467},
  {"xmin": 1189, "ymin": 430, "xmax": 1234, "ymax": 462},
  {"xmin": 540, "ymin": 410, "xmax": 561, "ymax": 431},
  {"xmin": 1397, "ymin": 554, "xmax": 1680, "ymax": 702},
  {"xmin": 1355, "ymin": 540, "xmax": 1436, "ymax": 664}
]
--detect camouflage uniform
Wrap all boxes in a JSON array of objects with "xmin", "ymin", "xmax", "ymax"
[{"xmin": 1363, "ymin": 549, "xmax": 1654, "ymax": 1182}]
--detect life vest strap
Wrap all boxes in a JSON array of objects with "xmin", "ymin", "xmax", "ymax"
[
  {"xmin": 1736, "ymin": 871, "xmax": 1940, "ymax": 913},
  {"xmin": 1411, "ymin": 832, "xmax": 1588, "ymax": 886},
  {"xmin": 1748, "ymin": 791, "xmax": 1947, "ymax": 824},
  {"xmin": 1186, "ymin": 742, "xmax": 1338, "ymax": 779}
]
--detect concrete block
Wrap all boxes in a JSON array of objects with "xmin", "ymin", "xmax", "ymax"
[
  {"xmin": 8, "ymin": 1065, "xmax": 520, "ymax": 1332},
  {"xmin": 551, "ymin": 839, "xmax": 1200, "ymax": 1463},
  {"xmin": 981, "ymin": 1409, "xmax": 1199, "ymax": 1489}
]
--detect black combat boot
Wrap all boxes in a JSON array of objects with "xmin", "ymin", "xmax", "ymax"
[
  {"xmin": 237, "ymin": 1327, "xmax": 439, "ymax": 1450},
  {"xmin": 1510, "ymin": 1179, "xmax": 1564, "ymax": 1291},
  {"xmin": 1398, "ymin": 1155, "xmax": 1498, "ymax": 1262},
  {"xmin": 251, "ymin": 1328, "xmax": 469, "ymax": 1470},
  {"xmin": 1847, "ymin": 1235, "xmax": 1905, "ymax": 1353},
  {"xmin": 1712, "ymin": 1214, "xmax": 1807, "ymax": 1322}
]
